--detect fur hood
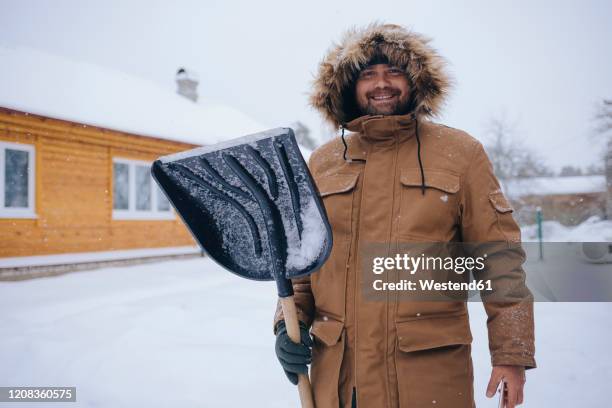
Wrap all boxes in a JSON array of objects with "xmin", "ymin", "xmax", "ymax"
[{"xmin": 309, "ymin": 23, "xmax": 452, "ymax": 129}]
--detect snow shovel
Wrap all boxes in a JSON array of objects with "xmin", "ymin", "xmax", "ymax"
[{"xmin": 151, "ymin": 127, "xmax": 332, "ymax": 408}]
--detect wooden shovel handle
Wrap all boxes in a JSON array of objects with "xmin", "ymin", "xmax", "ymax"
[{"xmin": 280, "ymin": 296, "xmax": 315, "ymax": 408}]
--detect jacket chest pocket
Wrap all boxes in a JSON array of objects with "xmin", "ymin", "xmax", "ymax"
[
  {"xmin": 398, "ymin": 168, "xmax": 460, "ymax": 241},
  {"xmin": 316, "ymin": 173, "xmax": 359, "ymax": 242},
  {"xmin": 310, "ymin": 173, "xmax": 359, "ymax": 318}
]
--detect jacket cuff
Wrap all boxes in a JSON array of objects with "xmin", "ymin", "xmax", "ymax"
[
  {"xmin": 272, "ymin": 310, "xmax": 312, "ymax": 335},
  {"xmin": 491, "ymin": 352, "xmax": 537, "ymax": 370}
]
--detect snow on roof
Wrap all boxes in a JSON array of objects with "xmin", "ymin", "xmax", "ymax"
[
  {"xmin": 0, "ymin": 44, "xmax": 267, "ymax": 145},
  {"xmin": 504, "ymin": 175, "xmax": 607, "ymax": 198}
]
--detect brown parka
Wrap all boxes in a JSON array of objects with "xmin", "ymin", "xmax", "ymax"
[{"xmin": 274, "ymin": 23, "xmax": 536, "ymax": 408}]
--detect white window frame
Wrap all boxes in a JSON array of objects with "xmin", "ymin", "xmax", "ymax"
[
  {"xmin": 0, "ymin": 141, "xmax": 36, "ymax": 219},
  {"xmin": 112, "ymin": 158, "xmax": 174, "ymax": 220}
]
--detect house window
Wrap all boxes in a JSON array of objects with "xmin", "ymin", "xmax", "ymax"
[
  {"xmin": 112, "ymin": 158, "xmax": 173, "ymax": 220},
  {"xmin": 0, "ymin": 141, "xmax": 36, "ymax": 218}
]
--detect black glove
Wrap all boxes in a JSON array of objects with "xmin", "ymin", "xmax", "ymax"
[{"xmin": 275, "ymin": 320, "xmax": 313, "ymax": 385}]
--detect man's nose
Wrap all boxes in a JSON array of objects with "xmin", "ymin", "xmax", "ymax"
[{"xmin": 373, "ymin": 73, "xmax": 392, "ymax": 88}]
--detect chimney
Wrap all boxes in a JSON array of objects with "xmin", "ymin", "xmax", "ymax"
[
  {"xmin": 176, "ymin": 67, "xmax": 199, "ymax": 102},
  {"xmin": 607, "ymin": 138, "xmax": 612, "ymax": 219}
]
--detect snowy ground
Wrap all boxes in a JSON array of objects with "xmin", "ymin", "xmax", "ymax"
[
  {"xmin": 0, "ymin": 256, "xmax": 609, "ymax": 407},
  {"xmin": 521, "ymin": 215, "xmax": 612, "ymax": 242}
]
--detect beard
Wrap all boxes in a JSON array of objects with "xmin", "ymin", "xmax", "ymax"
[{"xmin": 357, "ymin": 87, "xmax": 413, "ymax": 116}]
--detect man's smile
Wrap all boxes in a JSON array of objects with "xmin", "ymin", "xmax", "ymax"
[
  {"xmin": 369, "ymin": 89, "xmax": 400, "ymax": 102},
  {"xmin": 371, "ymin": 94, "xmax": 396, "ymax": 101},
  {"xmin": 365, "ymin": 90, "xmax": 403, "ymax": 113}
]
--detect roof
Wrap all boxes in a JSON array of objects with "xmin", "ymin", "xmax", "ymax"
[
  {"xmin": 0, "ymin": 44, "xmax": 267, "ymax": 146},
  {"xmin": 504, "ymin": 175, "xmax": 607, "ymax": 198}
]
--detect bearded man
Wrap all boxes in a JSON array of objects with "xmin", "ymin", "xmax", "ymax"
[{"xmin": 273, "ymin": 23, "xmax": 536, "ymax": 408}]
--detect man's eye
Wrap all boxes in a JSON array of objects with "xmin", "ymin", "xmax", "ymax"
[
  {"xmin": 360, "ymin": 71, "xmax": 375, "ymax": 78},
  {"xmin": 388, "ymin": 69, "xmax": 403, "ymax": 75}
]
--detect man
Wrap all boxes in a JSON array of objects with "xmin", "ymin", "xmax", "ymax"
[{"xmin": 273, "ymin": 23, "xmax": 536, "ymax": 408}]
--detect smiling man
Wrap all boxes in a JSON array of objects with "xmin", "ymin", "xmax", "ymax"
[
  {"xmin": 354, "ymin": 61, "xmax": 412, "ymax": 116},
  {"xmin": 273, "ymin": 23, "xmax": 536, "ymax": 408}
]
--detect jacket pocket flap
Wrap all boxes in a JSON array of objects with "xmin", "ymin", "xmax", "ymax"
[
  {"xmin": 400, "ymin": 168, "xmax": 460, "ymax": 193},
  {"xmin": 310, "ymin": 316, "xmax": 344, "ymax": 346},
  {"xmin": 396, "ymin": 313, "xmax": 472, "ymax": 352},
  {"xmin": 317, "ymin": 173, "xmax": 359, "ymax": 197},
  {"xmin": 488, "ymin": 190, "xmax": 514, "ymax": 213}
]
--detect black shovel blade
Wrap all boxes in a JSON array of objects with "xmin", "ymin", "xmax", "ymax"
[{"xmin": 152, "ymin": 127, "xmax": 332, "ymax": 285}]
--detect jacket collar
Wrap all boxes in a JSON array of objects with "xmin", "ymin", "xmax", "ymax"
[{"xmin": 345, "ymin": 112, "xmax": 417, "ymax": 144}]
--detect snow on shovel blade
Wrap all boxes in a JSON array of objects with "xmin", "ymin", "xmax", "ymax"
[{"xmin": 151, "ymin": 128, "xmax": 332, "ymax": 296}]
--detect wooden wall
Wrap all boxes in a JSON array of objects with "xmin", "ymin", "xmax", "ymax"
[
  {"xmin": 511, "ymin": 192, "xmax": 606, "ymax": 226},
  {"xmin": 0, "ymin": 107, "xmax": 197, "ymax": 257}
]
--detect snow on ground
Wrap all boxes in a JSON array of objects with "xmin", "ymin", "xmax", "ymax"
[
  {"xmin": 0, "ymin": 257, "xmax": 609, "ymax": 407},
  {"xmin": 521, "ymin": 215, "xmax": 612, "ymax": 242},
  {"xmin": 0, "ymin": 246, "xmax": 200, "ymax": 268}
]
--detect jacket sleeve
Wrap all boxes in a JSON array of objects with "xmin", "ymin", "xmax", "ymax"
[
  {"xmin": 272, "ymin": 275, "xmax": 316, "ymax": 334},
  {"xmin": 459, "ymin": 140, "xmax": 537, "ymax": 369}
]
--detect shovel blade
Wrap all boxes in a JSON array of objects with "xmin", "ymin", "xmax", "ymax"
[{"xmin": 152, "ymin": 128, "xmax": 332, "ymax": 283}]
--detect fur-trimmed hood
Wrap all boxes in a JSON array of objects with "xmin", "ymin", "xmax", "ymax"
[{"xmin": 309, "ymin": 23, "xmax": 452, "ymax": 129}]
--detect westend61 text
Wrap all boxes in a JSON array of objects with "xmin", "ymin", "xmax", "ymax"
[{"xmin": 372, "ymin": 279, "xmax": 493, "ymax": 292}]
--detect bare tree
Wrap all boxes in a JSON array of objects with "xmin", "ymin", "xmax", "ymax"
[
  {"xmin": 585, "ymin": 163, "xmax": 604, "ymax": 176},
  {"xmin": 483, "ymin": 115, "xmax": 552, "ymax": 182},
  {"xmin": 484, "ymin": 116, "xmax": 522, "ymax": 181},
  {"xmin": 559, "ymin": 165, "xmax": 583, "ymax": 177},
  {"xmin": 291, "ymin": 121, "xmax": 318, "ymax": 150},
  {"xmin": 585, "ymin": 98, "xmax": 612, "ymax": 166},
  {"xmin": 516, "ymin": 152, "xmax": 554, "ymax": 178},
  {"xmin": 594, "ymin": 99, "xmax": 612, "ymax": 136}
]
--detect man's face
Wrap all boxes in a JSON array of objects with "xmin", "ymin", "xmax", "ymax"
[{"xmin": 354, "ymin": 63, "xmax": 411, "ymax": 116}]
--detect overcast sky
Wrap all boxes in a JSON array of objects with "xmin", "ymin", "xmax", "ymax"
[{"xmin": 2, "ymin": 0, "xmax": 611, "ymax": 171}]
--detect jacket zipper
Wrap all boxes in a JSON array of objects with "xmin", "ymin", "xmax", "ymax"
[
  {"xmin": 353, "ymin": 174, "xmax": 359, "ymax": 406},
  {"xmin": 352, "ymin": 146, "xmax": 366, "ymax": 406},
  {"xmin": 386, "ymin": 133, "xmax": 400, "ymax": 407}
]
